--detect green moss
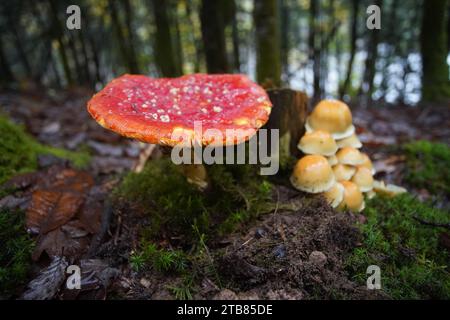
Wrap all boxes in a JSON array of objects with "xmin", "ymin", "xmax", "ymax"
[
  {"xmin": 130, "ymin": 242, "xmax": 187, "ymax": 273},
  {"xmin": 403, "ymin": 140, "xmax": 450, "ymax": 195},
  {"xmin": 0, "ymin": 116, "xmax": 90, "ymax": 185},
  {"xmin": 114, "ymin": 158, "xmax": 273, "ymax": 242},
  {"xmin": 346, "ymin": 194, "xmax": 450, "ymax": 299},
  {"xmin": 0, "ymin": 208, "xmax": 34, "ymax": 298}
]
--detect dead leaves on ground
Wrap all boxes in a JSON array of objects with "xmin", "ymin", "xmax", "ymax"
[{"xmin": 4, "ymin": 165, "xmax": 105, "ymax": 261}]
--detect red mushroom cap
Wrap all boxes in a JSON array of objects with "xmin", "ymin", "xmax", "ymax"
[{"xmin": 87, "ymin": 74, "xmax": 272, "ymax": 146}]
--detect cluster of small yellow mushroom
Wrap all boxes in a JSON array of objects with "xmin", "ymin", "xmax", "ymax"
[{"xmin": 290, "ymin": 99, "xmax": 405, "ymax": 213}]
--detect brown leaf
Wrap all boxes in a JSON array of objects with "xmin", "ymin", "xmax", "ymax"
[
  {"xmin": 32, "ymin": 227, "xmax": 90, "ymax": 261},
  {"xmin": 26, "ymin": 169, "xmax": 94, "ymax": 234}
]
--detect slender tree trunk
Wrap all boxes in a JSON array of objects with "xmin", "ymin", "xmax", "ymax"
[
  {"xmin": 254, "ymin": 0, "xmax": 281, "ymax": 87},
  {"xmin": 77, "ymin": 28, "xmax": 92, "ymax": 86},
  {"xmin": 109, "ymin": 0, "xmax": 138, "ymax": 74},
  {"xmin": 339, "ymin": 0, "xmax": 359, "ymax": 99},
  {"xmin": 48, "ymin": 0, "xmax": 73, "ymax": 85},
  {"xmin": 185, "ymin": 0, "xmax": 202, "ymax": 73},
  {"xmin": 420, "ymin": 0, "xmax": 450, "ymax": 102},
  {"xmin": 309, "ymin": 0, "xmax": 321, "ymax": 102},
  {"xmin": 67, "ymin": 33, "xmax": 83, "ymax": 83},
  {"xmin": 50, "ymin": 49, "xmax": 62, "ymax": 88},
  {"xmin": 359, "ymin": 0, "xmax": 383, "ymax": 105},
  {"xmin": 87, "ymin": 35, "xmax": 102, "ymax": 85},
  {"xmin": 173, "ymin": 7, "xmax": 184, "ymax": 75},
  {"xmin": 280, "ymin": 0, "xmax": 290, "ymax": 80},
  {"xmin": 7, "ymin": 15, "xmax": 32, "ymax": 78},
  {"xmin": 200, "ymin": 0, "xmax": 229, "ymax": 73},
  {"xmin": 122, "ymin": 0, "xmax": 140, "ymax": 73},
  {"xmin": 150, "ymin": 0, "xmax": 181, "ymax": 76},
  {"xmin": 379, "ymin": 0, "xmax": 398, "ymax": 97},
  {"xmin": 231, "ymin": 1, "xmax": 241, "ymax": 72},
  {"xmin": 0, "ymin": 35, "xmax": 14, "ymax": 87}
]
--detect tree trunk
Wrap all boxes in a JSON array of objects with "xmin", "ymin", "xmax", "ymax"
[
  {"xmin": 184, "ymin": 0, "xmax": 202, "ymax": 73},
  {"xmin": 420, "ymin": 0, "xmax": 450, "ymax": 102},
  {"xmin": 122, "ymin": 0, "xmax": 140, "ymax": 73},
  {"xmin": 200, "ymin": 0, "xmax": 229, "ymax": 73},
  {"xmin": 0, "ymin": 35, "xmax": 14, "ymax": 87},
  {"xmin": 108, "ymin": 0, "xmax": 138, "ymax": 74},
  {"xmin": 231, "ymin": 1, "xmax": 241, "ymax": 72},
  {"xmin": 48, "ymin": 0, "xmax": 73, "ymax": 85},
  {"xmin": 173, "ymin": 6, "xmax": 184, "ymax": 75},
  {"xmin": 67, "ymin": 33, "xmax": 83, "ymax": 83},
  {"xmin": 359, "ymin": 0, "xmax": 383, "ymax": 105},
  {"xmin": 77, "ymin": 28, "xmax": 92, "ymax": 86},
  {"xmin": 263, "ymin": 89, "xmax": 308, "ymax": 168},
  {"xmin": 7, "ymin": 15, "xmax": 32, "ymax": 79},
  {"xmin": 280, "ymin": 0, "xmax": 290, "ymax": 80},
  {"xmin": 150, "ymin": 0, "xmax": 182, "ymax": 77},
  {"xmin": 254, "ymin": 0, "xmax": 281, "ymax": 87},
  {"xmin": 309, "ymin": 0, "xmax": 321, "ymax": 102},
  {"xmin": 339, "ymin": 0, "xmax": 359, "ymax": 99}
]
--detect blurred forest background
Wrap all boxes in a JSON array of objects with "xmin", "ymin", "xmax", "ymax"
[{"xmin": 0, "ymin": 0, "xmax": 449, "ymax": 106}]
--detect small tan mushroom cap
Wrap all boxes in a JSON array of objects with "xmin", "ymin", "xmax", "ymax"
[
  {"xmin": 326, "ymin": 154, "xmax": 338, "ymax": 166},
  {"xmin": 351, "ymin": 166, "xmax": 374, "ymax": 192},
  {"xmin": 338, "ymin": 181, "xmax": 365, "ymax": 212},
  {"xmin": 336, "ymin": 133, "xmax": 362, "ymax": 149},
  {"xmin": 323, "ymin": 182, "xmax": 345, "ymax": 208},
  {"xmin": 305, "ymin": 100, "xmax": 355, "ymax": 139},
  {"xmin": 373, "ymin": 180, "xmax": 407, "ymax": 197},
  {"xmin": 298, "ymin": 130, "xmax": 338, "ymax": 156},
  {"xmin": 336, "ymin": 147, "xmax": 364, "ymax": 166},
  {"xmin": 333, "ymin": 164, "xmax": 356, "ymax": 181},
  {"xmin": 290, "ymin": 155, "xmax": 335, "ymax": 193},
  {"xmin": 360, "ymin": 153, "xmax": 376, "ymax": 175}
]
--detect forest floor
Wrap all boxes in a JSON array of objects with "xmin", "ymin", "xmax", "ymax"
[{"xmin": 0, "ymin": 88, "xmax": 449, "ymax": 300}]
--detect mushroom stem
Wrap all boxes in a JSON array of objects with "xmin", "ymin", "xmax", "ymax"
[{"xmin": 182, "ymin": 163, "xmax": 209, "ymax": 191}]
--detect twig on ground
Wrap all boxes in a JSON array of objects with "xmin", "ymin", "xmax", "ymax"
[{"xmin": 413, "ymin": 216, "xmax": 450, "ymax": 230}]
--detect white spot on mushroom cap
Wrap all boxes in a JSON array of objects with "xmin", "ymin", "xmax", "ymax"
[{"xmin": 160, "ymin": 115, "xmax": 170, "ymax": 122}]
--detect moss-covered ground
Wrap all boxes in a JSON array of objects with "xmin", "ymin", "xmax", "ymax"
[
  {"xmin": 114, "ymin": 158, "xmax": 274, "ymax": 243},
  {"xmin": 0, "ymin": 116, "xmax": 90, "ymax": 185},
  {"xmin": 346, "ymin": 194, "xmax": 450, "ymax": 299},
  {"xmin": 0, "ymin": 208, "xmax": 34, "ymax": 298},
  {"xmin": 403, "ymin": 140, "xmax": 450, "ymax": 196}
]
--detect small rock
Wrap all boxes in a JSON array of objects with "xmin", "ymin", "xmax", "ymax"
[
  {"xmin": 266, "ymin": 289, "xmax": 303, "ymax": 300},
  {"xmin": 237, "ymin": 290, "xmax": 260, "ymax": 300},
  {"xmin": 88, "ymin": 141, "xmax": 123, "ymax": 157},
  {"xmin": 38, "ymin": 154, "xmax": 65, "ymax": 168},
  {"xmin": 66, "ymin": 132, "xmax": 87, "ymax": 150},
  {"xmin": 140, "ymin": 278, "xmax": 151, "ymax": 289},
  {"xmin": 254, "ymin": 228, "xmax": 265, "ymax": 239},
  {"xmin": 0, "ymin": 195, "xmax": 29, "ymax": 210},
  {"xmin": 42, "ymin": 122, "xmax": 61, "ymax": 134},
  {"xmin": 308, "ymin": 251, "xmax": 327, "ymax": 267},
  {"xmin": 213, "ymin": 289, "xmax": 238, "ymax": 300},
  {"xmin": 273, "ymin": 245, "xmax": 286, "ymax": 259}
]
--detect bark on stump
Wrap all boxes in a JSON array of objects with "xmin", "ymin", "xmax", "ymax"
[{"xmin": 263, "ymin": 89, "xmax": 308, "ymax": 168}]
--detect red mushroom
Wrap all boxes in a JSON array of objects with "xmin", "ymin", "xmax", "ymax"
[{"xmin": 87, "ymin": 74, "xmax": 272, "ymax": 189}]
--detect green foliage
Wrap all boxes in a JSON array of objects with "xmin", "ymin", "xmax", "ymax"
[
  {"xmin": 0, "ymin": 116, "xmax": 90, "ymax": 185},
  {"xmin": 403, "ymin": 140, "xmax": 450, "ymax": 195},
  {"xmin": 346, "ymin": 194, "xmax": 450, "ymax": 299},
  {"xmin": 167, "ymin": 275, "xmax": 194, "ymax": 300},
  {"xmin": 0, "ymin": 209, "xmax": 34, "ymax": 297},
  {"xmin": 114, "ymin": 158, "xmax": 273, "ymax": 241},
  {"xmin": 130, "ymin": 242, "xmax": 187, "ymax": 273}
]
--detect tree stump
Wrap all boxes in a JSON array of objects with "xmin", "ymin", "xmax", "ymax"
[{"xmin": 263, "ymin": 89, "xmax": 308, "ymax": 168}]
